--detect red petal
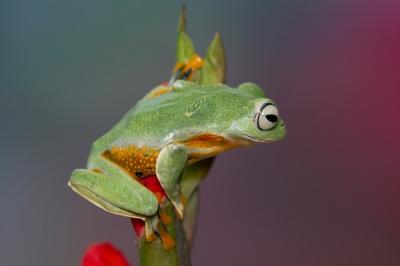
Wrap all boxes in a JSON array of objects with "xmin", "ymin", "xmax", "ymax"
[
  {"xmin": 131, "ymin": 218, "xmax": 145, "ymax": 237},
  {"xmin": 82, "ymin": 242, "xmax": 130, "ymax": 266},
  {"xmin": 131, "ymin": 176, "xmax": 166, "ymax": 237},
  {"xmin": 139, "ymin": 175, "xmax": 165, "ymax": 196}
]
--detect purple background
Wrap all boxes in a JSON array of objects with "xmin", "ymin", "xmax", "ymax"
[{"xmin": 1, "ymin": 1, "xmax": 399, "ymax": 265}]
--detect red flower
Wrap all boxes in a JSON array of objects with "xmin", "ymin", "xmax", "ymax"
[
  {"xmin": 82, "ymin": 176, "xmax": 166, "ymax": 265},
  {"xmin": 139, "ymin": 175, "xmax": 166, "ymax": 203},
  {"xmin": 131, "ymin": 218, "xmax": 145, "ymax": 237},
  {"xmin": 82, "ymin": 242, "xmax": 130, "ymax": 266},
  {"xmin": 131, "ymin": 175, "xmax": 166, "ymax": 237}
]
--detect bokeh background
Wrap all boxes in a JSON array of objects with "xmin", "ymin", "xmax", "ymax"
[{"xmin": 1, "ymin": 1, "xmax": 399, "ymax": 265}]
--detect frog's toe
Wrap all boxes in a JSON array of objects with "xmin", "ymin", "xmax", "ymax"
[
  {"xmin": 145, "ymin": 215, "xmax": 176, "ymax": 250},
  {"xmin": 174, "ymin": 201, "xmax": 184, "ymax": 220},
  {"xmin": 169, "ymin": 193, "xmax": 185, "ymax": 219},
  {"xmin": 163, "ymin": 187, "xmax": 185, "ymax": 219},
  {"xmin": 144, "ymin": 217, "xmax": 158, "ymax": 242}
]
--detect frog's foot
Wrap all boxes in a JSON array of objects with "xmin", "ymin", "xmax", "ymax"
[
  {"xmin": 144, "ymin": 216, "xmax": 158, "ymax": 242},
  {"xmin": 145, "ymin": 215, "xmax": 176, "ymax": 250}
]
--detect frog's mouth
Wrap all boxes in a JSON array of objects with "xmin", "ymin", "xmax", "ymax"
[{"xmin": 240, "ymin": 134, "xmax": 275, "ymax": 143}]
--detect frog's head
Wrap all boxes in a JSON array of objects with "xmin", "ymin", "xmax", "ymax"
[{"xmin": 228, "ymin": 85, "xmax": 286, "ymax": 143}]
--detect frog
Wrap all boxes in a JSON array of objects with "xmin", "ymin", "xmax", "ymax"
[
  {"xmin": 68, "ymin": 7, "xmax": 286, "ymax": 249},
  {"xmin": 69, "ymin": 80, "xmax": 286, "ymax": 240}
]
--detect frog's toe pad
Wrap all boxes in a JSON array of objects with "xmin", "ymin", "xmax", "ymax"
[{"xmin": 171, "ymin": 199, "xmax": 184, "ymax": 219}]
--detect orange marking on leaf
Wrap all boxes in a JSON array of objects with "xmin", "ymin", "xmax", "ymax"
[
  {"xmin": 173, "ymin": 54, "xmax": 204, "ymax": 81},
  {"xmin": 159, "ymin": 209, "xmax": 173, "ymax": 225}
]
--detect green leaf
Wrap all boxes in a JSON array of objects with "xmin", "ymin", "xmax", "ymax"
[
  {"xmin": 199, "ymin": 32, "xmax": 227, "ymax": 84},
  {"xmin": 176, "ymin": 5, "xmax": 196, "ymax": 64},
  {"xmin": 177, "ymin": 4, "xmax": 186, "ymax": 33},
  {"xmin": 176, "ymin": 32, "xmax": 196, "ymax": 64}
]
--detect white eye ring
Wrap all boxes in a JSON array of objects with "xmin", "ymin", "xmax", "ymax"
[{"xmin": 255, "ymin": 103, "xmax": 279, "ymax": 131}]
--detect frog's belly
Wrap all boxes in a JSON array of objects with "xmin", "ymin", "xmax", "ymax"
[
  {"xmin": 101, "ymin": 144, "xmax": 222, "ymax": 178},
  {"xmin": 101, "ymin": 134, "xmax": 243, "ymax": 179},
  {"xmin": 102, "ymin": 146, "xmax": 160, "ymax": 179}
]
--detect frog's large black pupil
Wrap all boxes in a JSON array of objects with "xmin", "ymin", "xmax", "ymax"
[{"xmin": 266, "ymin": 114, "xmax": 278, "ymax": 123}]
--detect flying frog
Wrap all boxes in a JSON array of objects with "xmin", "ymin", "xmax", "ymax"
[
  {"xmin": 68, "ymin": 80, "xmax": 286, "ymax": 239},
  {"xmin": 68, "ymin": 7, "xmax": 286, "ymax": 248}
]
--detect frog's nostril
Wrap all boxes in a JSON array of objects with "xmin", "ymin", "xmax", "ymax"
[{"xmin": 266, "ymin": 114, "xmax": 278, "ymax": 123}]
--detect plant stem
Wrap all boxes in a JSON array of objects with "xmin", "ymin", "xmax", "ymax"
[{"xmin": 138, "ymin": 201, "xmax": 191, "ymax": 266}]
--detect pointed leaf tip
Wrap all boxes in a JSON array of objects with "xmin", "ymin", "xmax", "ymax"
[
  {"xmin": 199, "ymin": 32, "xmax": 227, "ymax": 84},
  {"xmin": 177, "ymin": 4, "xmax": 187, "ymax": 33},
  {"xmin": 176, "ymin": 31, "xmax": 195, "ymax": 64},
  {"xmin": 176, "ymin": 5, "xmax": 197, "ymax": 64}
]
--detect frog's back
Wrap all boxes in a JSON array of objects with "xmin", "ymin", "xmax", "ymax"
[{"xmin": 92, "ymin": 84, "xmax": 256, "ymax": 153}]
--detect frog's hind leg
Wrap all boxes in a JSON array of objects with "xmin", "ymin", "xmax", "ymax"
[
  {"xmin": 69, "ymin": 169, "xmax": 143, "ymax": 218},
  {"xmin": 84, "ymin": 155, "xmax": 174, "ymax": 246},
  {"xmin": 69, "ymin": 155, "xmax": 159, "ymax": 220}
]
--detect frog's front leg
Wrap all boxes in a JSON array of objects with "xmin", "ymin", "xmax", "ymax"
[{"xmin": 156, "ymin": 144, "xmax": 187, "ymax": 219}]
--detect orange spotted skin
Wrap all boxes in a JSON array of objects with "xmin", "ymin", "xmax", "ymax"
[
  {"xmin": 101, "ymin": 134, "xmax": 246, "ymax": 179},
  {"xmin": 102, "ymin": 146, "xmax": 160, "ymax": 179}
]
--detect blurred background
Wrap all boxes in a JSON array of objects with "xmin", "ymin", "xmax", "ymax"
[{"xmin": 1, "ymin": 0, "xmax": 399, "ymax": 265}]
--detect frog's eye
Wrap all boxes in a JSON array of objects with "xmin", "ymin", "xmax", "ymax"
[{"xmin": 255, "ymin": 103, "xmax": 279, "ymax": 131}]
